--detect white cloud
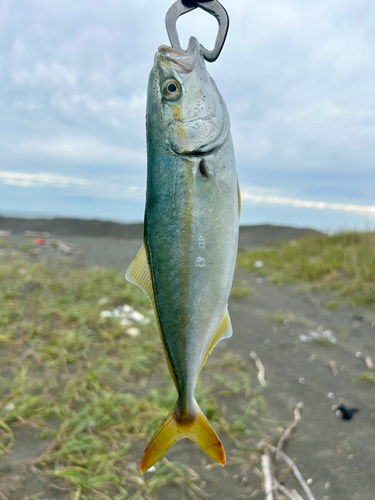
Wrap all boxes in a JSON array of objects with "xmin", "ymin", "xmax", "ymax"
[
  {"xmin": 241, "ymin": 187, "xmax": 375, "ymax": 217},
  {"xmin": 16, "ymin": 136, "xmax": 146, "ymax": 166},
  {"xmin": 12, "ymin": 62, "xmax": 78, "ymax": 87},
  {"xmin": 0, "ymin": 171, "xmax": 89, "ymax": 188},
  {"xmin": 0, "ymin": 171, "xmax": 143, "ymax": 200}
]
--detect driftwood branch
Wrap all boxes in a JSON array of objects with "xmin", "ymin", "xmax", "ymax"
[
  {"xmin": 276, "ymin": 402, "xmax": 303, "ymax": 459},
  {"xmin": 250, "ymin": 351, "xmax": 267, "ymax": 387},
  {"xmin": 268, "ymin": 446, "xmax": 317, "ymax": 500},
  {"xmin": 364, "ymin": 356, "xmax": 374, "ymax": 370},
  {"xmin": 329, "ymin": 360, "xmax": 339, "ymax": 377},
  {"xmin": 261, "ymin": 453, "xmax": 274, "ymax": 500}
]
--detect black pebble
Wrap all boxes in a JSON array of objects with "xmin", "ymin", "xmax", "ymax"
[{"xmin": 338, "ymin": 404, "xmax": 359, "ymax": 420}]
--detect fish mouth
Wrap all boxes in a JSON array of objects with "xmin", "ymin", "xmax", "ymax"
[{"xmin": 157, "ymin": 45, "xmax": 195, "ymax": 74}]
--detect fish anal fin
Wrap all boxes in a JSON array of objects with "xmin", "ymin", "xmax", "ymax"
[
  {"xmin": 125, "ymin": 244, "xmax": 178, "ymax": 388},
  {"xmin": 199, "ymin": 309, "xmax": 232, "ymax": 375},
  {"xmin": 140, "ymin": 402, "xmax": 225, "ymax": 473}
]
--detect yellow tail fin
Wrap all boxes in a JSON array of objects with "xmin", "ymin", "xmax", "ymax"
[{"xmin": 140, "ymin": 403, "xmax": 225, "ymax": 473}]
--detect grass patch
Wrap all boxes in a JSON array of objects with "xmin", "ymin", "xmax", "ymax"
[
  {"xmin": 0, "ymin": 238, "xmax": 10, "ymax": 248},
  {"xmin": 237, "ymin": 232, "xmax": 375, "ymax": 308},
  {"xmin": 355, "ymin": 372, "xmax": 375, "ymax": 383},
  {"xmin": 231, "ymin": 280, "xmax": 254, "ymax": 298},
  {"xmin": 269, "ymin": 312, "xmax": 311, "ymax": 326},
  {"xmin": 324, "ymin": 300, "xmax": 339, "ymax": 309},
  {"xmin": 0, "ymin": 253, "xmax": 268, "ymax": 499}
]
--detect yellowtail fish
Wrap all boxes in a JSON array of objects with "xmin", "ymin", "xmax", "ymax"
[{"xmin": 126, "ymin": 36, "xmax": 240, "ymax": 473}]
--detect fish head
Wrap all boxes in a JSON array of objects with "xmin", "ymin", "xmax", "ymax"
[{"xmin": 147, "ymin": 37, "xmax": 230, "ymax": 155}]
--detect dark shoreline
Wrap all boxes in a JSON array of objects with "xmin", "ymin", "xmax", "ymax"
[{"xmin": 0, "ymin": 215, "xmax": 322, "ymax": 247}]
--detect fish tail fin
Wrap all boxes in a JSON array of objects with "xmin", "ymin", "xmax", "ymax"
[{"xmin": 140, "ymin": 402, "xmax": 226, "ymax": 473}]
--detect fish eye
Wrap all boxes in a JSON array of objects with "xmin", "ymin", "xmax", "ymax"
[{"xmin": 162, "ymin": 79, "xmax": 181, "ymax": 100}]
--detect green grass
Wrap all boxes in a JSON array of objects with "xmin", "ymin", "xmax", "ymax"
[
  {"xmin": 324, "ymin": 300, "xmax": 339, "ymax": 309},
  {"xmin": 0, "ymin": 237, "xmax": 10, "ymax": 248},
  {"xmin": 231, "ymin": 280, "xmax": 254, "ymax": 298},
  {"xmin": 0, "ymin": 253, "xmax": 268, "ymax": 499},
  {"xmin": 237, "ymin": 232, "xmax": 375, "ymax": 308},
  {"xmin": 355, "ymin": 371, "xmax": 375, "ymax": 383}
]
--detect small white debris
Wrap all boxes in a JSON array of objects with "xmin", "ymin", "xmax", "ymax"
[
  {"xmin": 323, "ymin": 330, "xmax": 338, "ymax": 344},
  {"xmin": 100, "ymin": 305, "xmax": 149, "ymax": 326},
  {"xmin": 126, "ymin": 327, "xmax": 140, "ymax": 337},
  {"xmin": 356, "ymin": 351, "xmax": 363, "ymax": 358},
  {"xmin": 300, "ymin": 334, "xmax": 311, "ymax": 343},
  {"xmin": 273, "ymin": 327, "xmax": 279, "ymax": 334},
  {"xmin": 120, "ymin": 318, "xmax": 133, "ymax": 327},
  {"xmin": 309, "ymin": 354, "xmax": 317, "ymax": 362},
  {"xmin": 328, "ymin": 392, "xmax": 334, "ymax": 399},
  {"xmin": 254, "ymin": 260, "xmax": 264, "ymax": 268},
  {"xmin": 5, "ymin": 403, "xmax": 15, "ymax": 412},
  {"xmin": 365, "ymin": 356, "xmax": 374, "ymax": 370},
  {"xmin": 349, "ymin": 454, "xmax": 354, "ymax": 460},
  {"xmin": 301, "ymin": 329, "xmax": 338, "ymax": 345},
  {"xmin": 306, "ymin": 478, "xmax": 313, "ymax": 485},
  {"xmin": 128, "ymin": 310, "xmax": 150, "ymax": 325},
  {"xmin": 100, "ymin": 310, "xmax": 113, "ymax": 319},
  {"xmin": 332, "ymin": 405, "xmax": 337, "ymax": 411},
  {"xmin": 299, "ymin": 377, "xmax": 305, "ymax": 384},
  {"xmin": 147, "ymin": 466, "xmax": 156, "ymax": 473}
]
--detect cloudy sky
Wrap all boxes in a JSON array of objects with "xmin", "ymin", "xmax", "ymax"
[{"xmin": 1, "ymin": 0, "xmax": 375, "ymax": 230}]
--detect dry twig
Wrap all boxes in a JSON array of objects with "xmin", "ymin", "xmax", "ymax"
[
  {"xmin": 291, "ymin": 489, "xmax": 305, "ymax": 500},
  {"xmin": 250, "ymin": 351, "xmax": 267, "ymax": 387},
  {"xmin": 329, "ymin": 360, "xmax": 339, "ymax": 377},
  {"xmin": 269, "ymin": 446, "xmax": 316, "ymax": 500},
  {"xmin": 276, "ymin": 402, "xmax": 303, "ymax": 459},
  {"xmin": 261, "ymin": 453, "xmax": 274, "ymax": 500},
  {"xmin": 364, "ymin": 356, "xmax": 374, "ymax": 370},
  {"xmin": 273, "ymin": 480, "xmax": 300, "ymax": 500}
]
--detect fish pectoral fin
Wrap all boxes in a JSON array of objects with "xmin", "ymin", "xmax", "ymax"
[
  {"xmin": 140, "ymin": 402, "xmax": 225, "ymax": 473},
  {"xmin": 126, "ymin": 243, "xmax": 178, "ymax": 389},
  {"xmin": 199, "ymin": 308, "xmax": 233, "ymax": 374}
]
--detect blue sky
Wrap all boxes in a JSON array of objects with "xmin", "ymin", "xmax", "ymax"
[{"xmin": 1, "ymin": 0, "xmax": 375, "ymax": 231}]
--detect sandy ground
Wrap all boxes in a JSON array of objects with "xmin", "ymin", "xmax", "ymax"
[
  {"xmin": 230, "ymin": 268, "xmax": 375, "ymax": 500},
  {"xmin": 1, "ymin": 235, "xmax": 375, "ymax": 499}
]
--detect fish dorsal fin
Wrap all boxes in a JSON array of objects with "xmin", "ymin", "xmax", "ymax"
[
  {"xmin": 237, "ymin": 178, "xmax": 241, "ymax": 218},
  {"xmin": 125, "ymin": 244, "xmax": 178, "ymax": 388},
  {"xmin": 198, "ymin": 308, "xmax": 233, "ymax": 376}
]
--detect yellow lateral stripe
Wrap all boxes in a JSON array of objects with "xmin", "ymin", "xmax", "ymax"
[
  {"xmin": 140, "ymin": 402, "xmax": 225, "ymax": 473},
  {"xmin": 125, "ymin": 243, "xmax": 178, "ymax": 389}
]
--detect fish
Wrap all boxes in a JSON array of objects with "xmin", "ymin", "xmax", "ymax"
[{"xmin": 126, "ymin": 36, "xmax": 240, "ymax": 473}]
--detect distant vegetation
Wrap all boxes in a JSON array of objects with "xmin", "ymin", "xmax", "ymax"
[{"xmin": 237, "ymin": 232, "xmax": 375, "ymax": 308}]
